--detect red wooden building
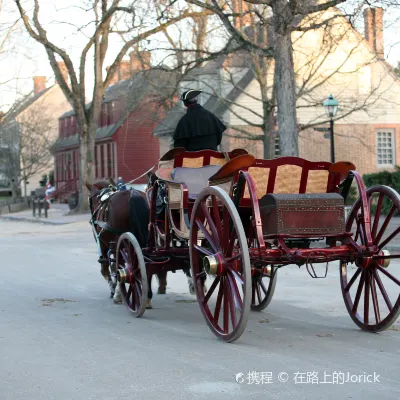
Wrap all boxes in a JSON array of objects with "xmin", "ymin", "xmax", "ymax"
[{"xmin": 52, "ymin": 67, "xmax": 176, "ymax": 201}]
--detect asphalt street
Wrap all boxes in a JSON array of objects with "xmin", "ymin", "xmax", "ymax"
[{"xmin": 0, "ymin": 220, "xmax": 399, "ymax": 400}]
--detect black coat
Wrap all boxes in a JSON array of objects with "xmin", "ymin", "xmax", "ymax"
[{"xmin": 173, "ymin": 104, "xmax": 227, "ymax": 151}]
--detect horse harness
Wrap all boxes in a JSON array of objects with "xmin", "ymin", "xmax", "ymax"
[{"xmin": 89, "ymin": 187, "xmax": 126, "ymax": 236}]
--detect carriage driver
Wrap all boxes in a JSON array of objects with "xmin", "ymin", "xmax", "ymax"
[{"xmin": 172, "ymin": 89, "xmax": 227, "ymax": 151}]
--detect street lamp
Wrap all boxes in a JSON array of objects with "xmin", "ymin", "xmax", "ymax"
[{"xmin": 322, "ymin": 94, "xmax": 338, "ymax": 163}]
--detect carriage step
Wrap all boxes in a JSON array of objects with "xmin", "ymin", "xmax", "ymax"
[{"xmin": 306, "ymin": 252, "xmax": 329, "ymax": 278}]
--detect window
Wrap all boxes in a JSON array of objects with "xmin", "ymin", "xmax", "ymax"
[{"xmin": 376, "ymin": 130, "xmax": 395, "ymax": 167}]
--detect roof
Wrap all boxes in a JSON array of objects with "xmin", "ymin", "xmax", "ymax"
[
  {"xmin": 51, "ymin": 124, "xmax": 118, "ymax": 152},
  {"xmin": 153, "ymin": 65, "xmax": 255, "ymax": 137},
  {"xmin": 53, "ymin": 69, "xmax": 179, "ymax": 151},
  {"xmin": 2, "ymin": 86, "xmax": 54, "ymax": 122}
]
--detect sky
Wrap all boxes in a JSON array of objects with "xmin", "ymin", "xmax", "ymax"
[{"xmin": 0, "ymin": 0, "xmax": 400, "ymax": 112}]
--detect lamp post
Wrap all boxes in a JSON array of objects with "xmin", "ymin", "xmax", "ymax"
[{"xmin": 322, "ymin": 94, "xmax": 338, "ymax": 163}]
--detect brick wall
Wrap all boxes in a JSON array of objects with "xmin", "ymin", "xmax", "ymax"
[
  {"xmin": 115, "ymin": 101, "xmax": 163, "ymax": 183},
  {"xmin": 299, "ymin": 123, "xmax": 400, "ymax": 175},
  {"xmin": 222, "ymin": 123, "xmax": 400, "ymax": 176}
]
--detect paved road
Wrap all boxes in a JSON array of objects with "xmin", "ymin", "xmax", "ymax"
[{"xmin": 0, "ymin": 220, "xmax": 399, "ymax": 400}]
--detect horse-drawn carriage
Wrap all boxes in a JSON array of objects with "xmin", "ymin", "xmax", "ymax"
[{"xmin": 88, "ymin": 148, "xmax": 400, "ymax": 342}]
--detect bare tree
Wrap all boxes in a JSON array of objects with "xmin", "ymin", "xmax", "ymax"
[
  {"xmin": 0, "ymin": 101, "xmax": 54, "ymax": 199},
  {"xmin": 14, "ymin": 0, "xmax": 211, "ymax": 211},
  {"xmin": 177, "ymin": 2, "xmax": 397, "ymax": 159},
  {"xmin": 186, "ymin": 0, "xmax": 368, "ymax": 156}
]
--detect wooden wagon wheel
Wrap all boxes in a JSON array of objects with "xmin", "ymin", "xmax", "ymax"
[
  {"xmin": 341, "ymin": 185, "xmax": 400, "ymax": 332},
  {"xmin": 189, "ymin": 186, "xmax": 251, "ymax": 343},
  {"xmin": 115, "ymin": 232, "xmax": 148, "ymax": 318}
]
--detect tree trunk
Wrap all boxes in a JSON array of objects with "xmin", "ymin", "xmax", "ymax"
[
  {"xmin": 262, "ymin": 115, "xmax": 277, "ymax": 160},
  {"xmin": 273, "ymin": 30, "xmax": 298, "ymax": 156},
  {"xmin": 76, "ymin": 122, "xmax": 95, "ymax": 213}
]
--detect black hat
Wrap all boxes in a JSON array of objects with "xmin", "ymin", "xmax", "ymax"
[{"xmin": 181, "ymin": 89, "xmax": 202, "ymax": 101}]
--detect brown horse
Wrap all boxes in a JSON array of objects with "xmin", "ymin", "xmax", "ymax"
[{"xmin": 86, "ymin": 179, "xmax": 167, "ymax": 308}]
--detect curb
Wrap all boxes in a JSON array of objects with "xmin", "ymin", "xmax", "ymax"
[{"xmin": 0, "ymin": 215, "xmax": 79, "ymax": 225}]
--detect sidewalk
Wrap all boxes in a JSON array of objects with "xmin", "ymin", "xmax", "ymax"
[{"xmin": 0, "ymin": 203, "xmax": 90, "ymax": 225}]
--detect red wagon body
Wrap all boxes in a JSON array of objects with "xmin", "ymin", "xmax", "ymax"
[{"xmin": 109, "ymin": 149, "xmax": 400, "ymax": 342}]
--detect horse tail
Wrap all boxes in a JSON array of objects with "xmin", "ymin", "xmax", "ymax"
[{"xmin": 128, "ymin": 190, "xmax": 149, "ymax": 248}]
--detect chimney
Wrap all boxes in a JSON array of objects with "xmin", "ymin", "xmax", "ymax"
[
  {"xmin": 33, "ymin": 76, "xmax": 46, "ymax": 95},
  {"xmin": 57, "ymin": 61, "xmax": 69, "ymax": 84},
  {"xmin": 364, "ymin": 7, "xmax": 384, "ymax": 59},
  {"xmin": 129, "ymin": 51, "xmax": 151, "ymax": 73},
  {"xmin": 118, "ymin": 60, "xmax": 131, "ymax": 81},
  {"xmin": 106, "ymin": 66, "xmax": 118, "ymax": 85}
]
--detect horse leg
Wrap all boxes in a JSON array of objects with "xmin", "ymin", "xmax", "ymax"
[
  {"xmin": 99, "ymin": 241, "xmax": 119, "ymax": 302},
  {"xmin": 146, "ymin": 273, "xmax": 153, "ymax": 309},
  {"xmin": 183, "ymin": 266, "xmax": 196, "ymax": 295},
  {"xmin": 184, "ymin": 262, "xmax": 207, "ymax": 295},
  {"xmin": 157, "ymin": 271, "xmax": 167, "ymax": 294}
]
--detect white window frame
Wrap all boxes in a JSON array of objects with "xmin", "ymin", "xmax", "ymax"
[{"xmin": 376, "ymin": 129, "xmax": 396, "ymax": 168}]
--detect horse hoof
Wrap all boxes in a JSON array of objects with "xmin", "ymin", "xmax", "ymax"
[
  {"xmin": 145, "ymin": 299, "xmax": 152, "ymax": 309},
  {"xmin": 113, "ymin": 292, "xmax": 122, "ymax": 304},
  {"xmin": 157, "ymin": 287, "xmax": 166, "ymax": 295},
  {"xmin": 110, "ymin": 292, "xmax": 115, "ymax": 299},
  {"xmin": 189, "ymin": 283, "xmax": 195, "ymax": 295}
]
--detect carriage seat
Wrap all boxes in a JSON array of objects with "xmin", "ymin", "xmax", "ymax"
[{"xmin": 171, "ymin": 165, "xmax": 221, "ymax": 200}]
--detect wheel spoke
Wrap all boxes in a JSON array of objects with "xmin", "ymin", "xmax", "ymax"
[
  {"xmin": 371, "ymin": 193, "xmax": 384, "ymax": 241},
  {"xmin": 226, "ymin": 253, "xmax": 242, "ymax": 263},
  {"xmin": 203, "ymin": 276, "xmax": 220, "ymax": 305},
  {"xmin": 131, "ymin": 284, "xmax": 137, "ymax": 309},
  {"xmin": 364, "ymin": 270, "xmax": 370, "ymax": 325},
  {"xmin": 370, "ymin": 270, "xmax": 381, "ymax": 324},
  {"xmin": 127, "ymin": 284, "xmax": 132, "ymax": 300},
  {"xmin": 256, "ymin": 283, "xmax": 262, "ymax": 304},
  {"xmin": 227, "ymin": 271, "xmax": 243, "ymax": 312},
  {"xmin": 226, "ymin": 229, "xmax": 237, "ymax": 258},
  {"xmin": 222, "ymin": 208, "xmax": 230, "ymax": 252},
  {"xmin": 226, "ymin": 275, "xmax": 238, "ymax": 328},
  {"xmin": 214, "ymin": 279, "xmax": 224, "ymax": 325},
  {"xmin": 201, "ymin": 201, "xmax": 221, "ymax": 250},
  {"xmin": 377, "ymin": 265, "xmax": 400, "ymax": 286},
  {"xmin": 195, "ymin": 270, "xmax": 207, "ymax": 280},
  {"xmin": 373, "ymin": 269, "xmax": 393, "ymax": 311},
  {"xmin": 344, "ymin": 267, "xmax": 362, "ymax": 292},
  {"xmin": 228, "ymin": 266, "xmax": 244, "ymax": 286},
  {"xmin": 352, "ymin": 272, "xmax": 365, "ymax": 316},
  {"xmin": 375, "ymin": 205, "xmax": 395, "ymax": 246},
  {"xmin": 251, "ymin": 281, "xmax": 256, "ymax": 305},
  {"xmin": 195, "ymin": 218, "xmax": 219, "ymax": 253},
  {"xmin": 120, "ymin": 249, "xmax": 129, "ymax": 266},
  {"xmin": 194, "ymin": 244, "xmax": 213, "ymax": 256},
  {"xmin": 223, "ymin": 278, "xmax": 229, "ymax": 334},
  {"xmin": 211, "ymin": 195, "xmax": 223, "ymax": 243},
  {"xmin": 259, "ymin": 279, "xmax": 268, "ymax": 295},
  {"xmin": 378, "ymin": 226, "xmax": 400, "ymax": 251},
  {"xmin": 354, "ymin": 218, "xmax": 360, "ymax": 242}
]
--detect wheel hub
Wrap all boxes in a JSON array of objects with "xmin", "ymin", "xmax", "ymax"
[
  {"xmin": 117, "ymin": 267, "xmax": 133, "ymax": 284},
  {"xmin": 203, "ymin": 255, "xmax": 219, "ymax": 275},
  {"xmin": 378, "ymin": 249, "xmax": 391, "ymax": 268}
]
